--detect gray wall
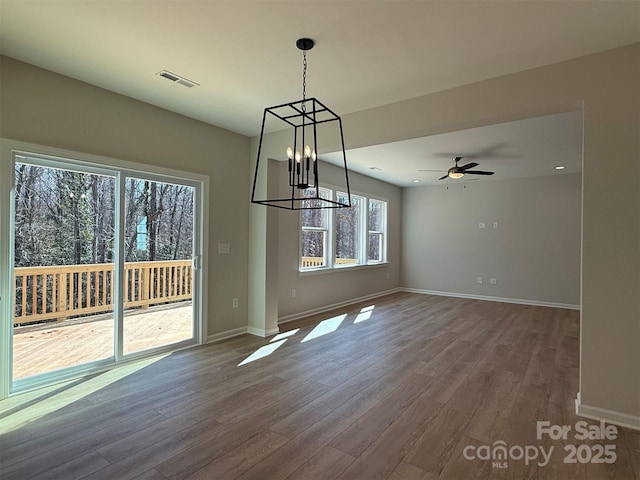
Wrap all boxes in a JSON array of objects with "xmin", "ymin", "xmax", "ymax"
[
  {"xmin": 247, "ymin": 125, "xmax": 403, "ymax": 331},
  {"xmin": 275, "ymin": 160, "xmax": 402, "ymax": 320},
  {"xmin": 338, "ymin": 44, "xmax": 640, "ymax": 422},
  {"xmin": 402, "ymin": 174, "xmax": 581, "ymax": 306},
  {"xmin": 0, "ymin": 55, "xmax": 251, "ymax": 337}
]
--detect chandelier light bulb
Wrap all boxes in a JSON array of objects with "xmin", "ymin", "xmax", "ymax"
[
  {"xmin": 311, "ymin": 151, "xmax": 317, "ymax": 161},
  {"xmin": 295, "ymin": 151, "xmax": 301, "ymax": 162},
  {"xmin": 304, "ymin": 145, "xmax": 312, "ymax": 158},
  {"xmin": 286, "ymin": 147, "xmax": 294, "ymax": 159}
]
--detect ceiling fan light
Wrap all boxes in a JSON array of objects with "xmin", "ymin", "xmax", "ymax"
[{"xmin": 449, "ymin": 171, "xmax": 464, "ymax": 179}]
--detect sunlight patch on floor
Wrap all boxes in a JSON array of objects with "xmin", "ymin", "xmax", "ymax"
[
  {"xmin": 238, "ymin": 339, "xmax": 287, "ymax": 366},
  {"xmin": 238, "ymin": 307, "xmax": 376, "ymax": 367},
  {"xmin": 270, "ymin": 328, "xmax": 299, "ymax": 343},
  {"xmin": 0, "ymin": 354, "xmax": 168, "ymax": 433},
  {"xmin": 301, "ymin": 314, "xmax": 347, "ymax": 343},
  {"xmin": 354, "ymin": 305, "xmax": 375, "ymax": 323}
]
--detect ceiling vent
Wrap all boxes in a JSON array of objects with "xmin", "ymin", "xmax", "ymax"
[{"xmin": 157, "ymin": 70, "xmax": 199, "ymax": 88}]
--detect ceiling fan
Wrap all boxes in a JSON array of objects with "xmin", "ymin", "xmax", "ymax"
[{"xmin": 419, "ymin": 156, "xmax": 495, "ymax": 180}]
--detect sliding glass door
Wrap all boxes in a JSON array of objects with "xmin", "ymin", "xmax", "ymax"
[
  {"xmin": 8, "ymin": 150, "xmax": 203, "ymax": 391},
  {"xmin": 123, "ymin": 177, "xmax": 195, "ymax": 355},
  {"xmin": 12, "ymin": 161, "xmax": 116, "ymax": 380}
]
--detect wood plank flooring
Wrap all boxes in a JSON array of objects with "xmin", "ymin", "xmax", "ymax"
[{"xmin": 1, "ymin": 292, "xmax": 638, "ymax": 479}]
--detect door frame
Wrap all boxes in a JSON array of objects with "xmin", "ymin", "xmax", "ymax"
[{"xmin": 0, "ymin": 138, "xmax": 209, "ymax": 399}]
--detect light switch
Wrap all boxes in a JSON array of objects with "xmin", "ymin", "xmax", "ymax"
[{"xmin": 479, "ymin": 222, "xmax": 486, "ymax": 229}]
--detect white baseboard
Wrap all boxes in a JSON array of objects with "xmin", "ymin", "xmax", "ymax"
[
  {"xmin": 575, "ymin": 392, "xmax": 640, "ymax": 431},
  {"xmin": 207, "ymin": 326, "xmax": 280, "ymax": 342},
  {"xmin": 402, "ymin": 288, "xmax": 580, "ymax": 310},
  {"xmin": 208, "ymin": 288, "xmax": 578, "ymax": 342},
  {"xmin": 206, "ymin": 327, "xmax": 247, "ymax": 343},
  {"xmin": 278, "ymin": 288, "xmax": 402, "ymax": 324},
  {"xmin": 246, "ymin": 326, "xmax": 280, "ymax": 338}
]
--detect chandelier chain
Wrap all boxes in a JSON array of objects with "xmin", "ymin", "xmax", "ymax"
[{"xmin": 302, "ymin": 50, "xmax": 307, "ymax": 113}]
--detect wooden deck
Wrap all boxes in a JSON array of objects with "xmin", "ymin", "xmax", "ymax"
[{"xmin": 12, "ymin": 303, "xmax": 193, "ymax": 380}]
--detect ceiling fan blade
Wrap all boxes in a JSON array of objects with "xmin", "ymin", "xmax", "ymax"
[
  {"xmin": 438, "ymin": 174, "xmax": 449, "ymax": 180},
  {"xmin": 459, "ymin": 162, "xmax": 479, "ymax": 170},
  {"xmin": 431, "ymin": 153, "xmax": 477, "ymax": 159},
  {"xmin": 465, "ymin": 170, "xmax": 494, "ymax": 175}
]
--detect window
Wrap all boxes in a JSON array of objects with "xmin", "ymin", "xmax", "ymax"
[
  {"xmin": 368, "ymin": 199, "xmax": 386, "ymax": 263},
  {"xmin": 300, "ymin": 189, "xmax": 387, "ymax": 270},
  {"xmin": 335, "ymin": 193, "xmax": 364, "ymax": 266},
  {"xmin": 300, "ymin": 187, "xmax": 331, "ymax": 269}
]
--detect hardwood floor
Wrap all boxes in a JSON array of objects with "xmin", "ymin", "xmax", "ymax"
[{"xmin": 1, "ymin": 292, "xmax": 638, "ymax": 479}]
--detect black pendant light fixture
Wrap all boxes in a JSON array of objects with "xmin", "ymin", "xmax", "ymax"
[{"xmin": 251, "ymin": 38, "xmax": 351, "ymax": 210}]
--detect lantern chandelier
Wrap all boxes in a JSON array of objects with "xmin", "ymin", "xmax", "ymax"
[{"xmin": 251, "ymin": 38, "xmax": 352, "ymax": 210}]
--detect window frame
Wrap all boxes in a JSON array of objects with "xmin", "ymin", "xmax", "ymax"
[
  {"xmin": 333, "ymin": 191, "xmax": 366, "ymax": 268},
  {"xmin": 299, "ymin": 186, "xmax": 332, "ymax": 270},
  {"xmin": 367, "ymin": 197, "xmax": 387, "ymax": 265},
  {"xmin": 299, "ymin": 187, "xmax": 388, "ymax": 273}
]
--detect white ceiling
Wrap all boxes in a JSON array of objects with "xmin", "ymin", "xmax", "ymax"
[
  {"xmin": 0, "ymin": 1, "xmax": 637, "ymax": 186},
  {"xmin": 322, "ymin": 110, "xmax": 583, "ymax": 187}
]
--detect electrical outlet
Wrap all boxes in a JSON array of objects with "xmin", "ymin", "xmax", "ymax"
[
  {"xmin": 478, "ymin": 222, "xmax": 486, "ymax": 229},
  {"xmin": 493, "ymin": 222, "xmax": 499, "ymax": 229},
  {"xmin": 490, "ymin": 278, "xmax": 497, "ymax": 285},
  {"xmin": 291, "ymin": 289, "xmax": 296, "ymax": 298},
  {"xmin": 477, "ymin": 276, "xmax": 483, "ymax": 284},
  {"xmin": 232, "ymin": 298, "xmax": 239, "ymax": 308}
]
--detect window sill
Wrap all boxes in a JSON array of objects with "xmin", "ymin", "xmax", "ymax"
[{"xmin": 299, "ymin": 262, "xmax": 389, "ymax": 277}]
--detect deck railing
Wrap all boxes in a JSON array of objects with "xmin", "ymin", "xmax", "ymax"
[
  {"xmin": 14, "ymin": 260, "xmax": 192, "ymax": 326},
  {"xmin": 301, "ymin": 257, "xmax": 359, "ymax": 268}
]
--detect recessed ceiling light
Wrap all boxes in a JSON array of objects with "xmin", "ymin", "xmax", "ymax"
[
  {"xmin": 412, "ymin": 179, "xmax": 420, "ymax": 183},
  {"xmin": 555, "ymin": 165, "xmax": 566, "ymax": 170}
]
